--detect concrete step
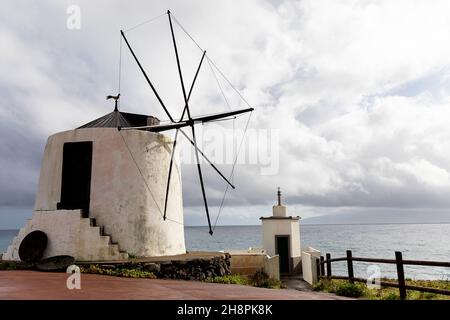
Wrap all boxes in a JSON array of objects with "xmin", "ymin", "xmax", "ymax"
[
  {"xmin": 82, "ymin": 213, "xmax": 127, "ymax": 259},
  {"xmin": 3, "ymin": 210, "xmax": 129, "ymax": 262}
]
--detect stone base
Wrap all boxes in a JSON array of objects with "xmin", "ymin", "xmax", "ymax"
[
  {"xmin": 78, "ymin": 254, "xmax": 231, "ymax": 281},
  {"xmin": 2, "ymin": 210, "xmax": 128, "ymax": 262}
]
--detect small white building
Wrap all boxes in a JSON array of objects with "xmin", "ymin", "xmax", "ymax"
[
  {"xmin": 3, "ymin": 108, "xmax": 186, "ymax": 262},
  {"xmin": 260, "ymin": 188, "xmax": 301, "ymax": 274}
]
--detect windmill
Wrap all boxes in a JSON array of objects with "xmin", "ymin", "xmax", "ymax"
[{"xmin": 118, "ymin": 10, "xmax": 254, "ymax": 235}]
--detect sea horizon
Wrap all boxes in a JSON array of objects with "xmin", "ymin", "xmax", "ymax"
[{"xmin": 2, "ymin": 221, "xmax": 450, "ymax": 231}]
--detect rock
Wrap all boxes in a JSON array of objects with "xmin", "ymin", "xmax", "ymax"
[
  {"xmin": 143, "ymin": 263, "xmax": 160, "ymax": 273},
  {"xmin": 178, "ymin": 270, "xmax": 187, "ymax": 279},
  {"xmin": 134, "ymin": 256, "xmax": 231, "ymax": 280},
  {"xmin": 100, "ymin": 264, "xmax": 116, "ymax": 270},
  {"xmin": 135, "ymin": 264, "xmax": 144, "ymax": 271}
]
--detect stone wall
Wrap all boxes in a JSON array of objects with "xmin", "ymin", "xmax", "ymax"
[
  {"xmin": 156, "ymin": 256, "xmax": 231, "ymax": 280},
  {"xmin": 87, "ymin": 254, "xmax": 231, "ymax": 281}
]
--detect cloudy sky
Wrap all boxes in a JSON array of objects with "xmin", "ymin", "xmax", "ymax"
[{"xmin": 2, "ymin": 0, "xmax": 450, "ymax": 228}]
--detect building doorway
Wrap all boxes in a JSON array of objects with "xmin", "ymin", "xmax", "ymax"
[
  {"xmin": 275, "ymin": 235, "xmax": 290, "ymax": 274},
  {"xmin": 57, "ymin": 141, "xmax": 93, "ymax": 217}
]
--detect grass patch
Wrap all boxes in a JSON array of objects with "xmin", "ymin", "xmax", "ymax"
[
  {"xmin": 205, "ymin": 274, "xmax": 250, "ymax": 285},
  {"xmin": 205, "ymin": 271, "xmax": 284, "ymax": 289},
  {"xmin": 313, "ymin": 278, "xmax": 450, "ymax": 300},
  {"xmin": 250, "ymin": 270, "xmax": 284, "ymax": 289},
  {"xmin": 335, "ymin": 281, "xmax": 365, "ymax": 298},
  {"xmin": 80, "ymin": 264, "xmax": 156, "ymax": 279},
  {"xmin": 313, "ymin": 278, "xmax": 365, "ymax": 298},
  {"xmin": 0, "ymin": 261, "xmax": 34, "ymax": 271}
]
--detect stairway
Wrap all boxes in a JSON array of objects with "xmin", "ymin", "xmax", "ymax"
[
  {"xmin": 86, "ymin": 217, "xmax": 129, "ymax": 261},
  {"xmin": 2, "ymin": 210, "xmax": 129, "ymax": 262}
]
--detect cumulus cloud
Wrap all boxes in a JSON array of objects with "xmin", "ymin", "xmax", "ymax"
[{"xmin": 1, "ymin": 0, "xmax": 450, "ymax": 226}]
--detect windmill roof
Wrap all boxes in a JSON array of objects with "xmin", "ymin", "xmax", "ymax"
[{"xmin": 78, "ymin": 110, "xmax": 159, "ymax": 129}]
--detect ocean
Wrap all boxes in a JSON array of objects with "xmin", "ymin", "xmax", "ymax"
[{"xmin": 1, "ymin": 224, "xmax": 449, "ymax": 280}]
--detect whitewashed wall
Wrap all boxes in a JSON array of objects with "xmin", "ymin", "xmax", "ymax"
[
  {"xmin": 302, "ymin": 246, "xmax": 321, "ymax": 285},
  {"xmin": 32, "ymin": 127, "xmax": 185, "ymax": 257},
  {"xmin": 261, "ymin": 219, "xmax": 301, "ymax": 258}
]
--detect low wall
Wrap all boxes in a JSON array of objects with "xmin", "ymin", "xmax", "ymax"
[
  {"xmin": 228, "ymin": 251, "xmax": 280, "ymax": 280},
  {"xmin": 301, "ymin": 246, "xmax": 321, "ymax": 285},
  {"xmin": 155, "ymin": 255, "xmax": 231, "ymax": 280},
  {"xmin": 264, "ymin": 255, "xmax": 280, "ymax": 280},
  {"xmin": 79, "ymin": 254, "xmax": 232, "ymax": 281}
]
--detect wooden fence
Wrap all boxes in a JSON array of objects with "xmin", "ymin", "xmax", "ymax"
[{"xmin": 316, "ymin": 250, "xmax": 450, "ymax": 299}]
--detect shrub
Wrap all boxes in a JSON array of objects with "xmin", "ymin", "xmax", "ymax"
[
  {"xmin": 312, "ymin": 280, "xmax": 325, "ymax": 291},
  {"xmin": 415, "ymin": 292, "xmax": 437, "ymax": 300},
  {"xmin": 0, "ymin": 261, "xmax": 17, "ymax": 270},
  {"xmin": 0, "ymin": 261, "xmax": 33, "ymax": 270},
  {"xmin": 249, "ymin": 270, "xmax": 283, "ymax": 289},
  {"xmin": 383, "ymin": 292, "xmax": 400, "ymax": 300},
  {"xmin": 335, "ymin": 281, "xmax": 365, "ymax": 298},
  {"xmin": 314, "ymin": 278, "xmax": 450, "ymax": 300},
  {"xmin": 80, "ymin": 264, "xmax": 156, "ymax": 279},
  {"xmin": 205, "ymin": 271, "xmax": 282, "ymax": 289},
  {"xmin": 118, "ymin": 269, "xmax": 156, "ymax": 279},
  {"xmin": 313, "ymin": 279, "xmax": 337, "ymax": 293},
  {"xmin": 205, "ymin": 274, "xmax": 249, "ymax": 285}
]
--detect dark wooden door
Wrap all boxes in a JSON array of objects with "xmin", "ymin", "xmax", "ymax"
[
  {"xmin": 57, "ymin": 142, "xmax": 93, "ymax": 217},
  {"xmin": 276, "ymin": 236, "xmax": 290, "ymax": 274}
]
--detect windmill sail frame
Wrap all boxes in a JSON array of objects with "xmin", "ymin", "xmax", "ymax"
[{"xmin": 119, "ymin": 10, "xmax": 254, "ymax": 234}]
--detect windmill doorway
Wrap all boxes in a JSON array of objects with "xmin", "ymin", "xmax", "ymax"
[
  {"xmin": 57, "ymin": 141, "xmax": 93, "ymax": 218},
  {"xmin": 275, "ymin": 235, "xmax": 290, "ymax": 274}
]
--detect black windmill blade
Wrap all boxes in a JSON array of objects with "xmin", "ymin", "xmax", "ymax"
[
  {"xmin": 164, "ymin": 50, "xmax": 206, "ymax": 221},
  {"xmin": 124, "ymin": 108, "xmax": 253, "ymax": 132},
  {"xmin": 120, "ymin": 30, "xmax": 174, "ymax": 122},
  {"xmin": 168, "ymin": 10, "xmax": 214, "ymax": 235}
]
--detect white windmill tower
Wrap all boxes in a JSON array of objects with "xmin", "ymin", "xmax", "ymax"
[{"xmin": 3, "ymin": 10, "xmax": 253, "ymax": 263}]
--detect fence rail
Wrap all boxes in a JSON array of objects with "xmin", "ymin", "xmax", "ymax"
[{"xmin": 317, "ymin": 250, "xmax": 450, "ymax": 299}]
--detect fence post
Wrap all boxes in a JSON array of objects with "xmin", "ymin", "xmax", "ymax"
[
  {"xmin": 326, "ymin": 253, "xmax": 332, "ymax": 278},
  {"xmin": 346, "ymin": 250, "xmax": 354, "ymax": 283},
  {"xmin": 395, "ymin": 251, "xmax": 406, "ymax": 300},
  {"xmin": 320, "ymin": 256, "xmax": 325, "ymax": 276},
  {"xmin": 316, "ymin": 258, "xmax": 320, "ymax": 278}
]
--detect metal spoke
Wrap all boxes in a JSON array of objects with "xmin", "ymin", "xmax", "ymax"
[
  {"xmin": 163, "ymin": 129, "xmax": 179, "ymax": 220},
  {"xmin": 164, "ymin": 50, "xmax": 207, "ymax": 218},
  {"xmin": 120, "ymin": 30, "xmax": 174, "ymax": 122},
  {"xmin": 178, "ymin": 129, "xmax": 235, "ymax": 189},
  {"xmin": 168, "ymin": 10, "xmax": 213, "ymax": 234}
]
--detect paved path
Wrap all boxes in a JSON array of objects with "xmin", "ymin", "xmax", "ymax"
[
  {"xmin": 0, "ymin": 271, "xmax": 351, "ymax": 300},
  {"xmin": 281, "ymin": 275, "xmax": 315, "ymax": 292}
]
